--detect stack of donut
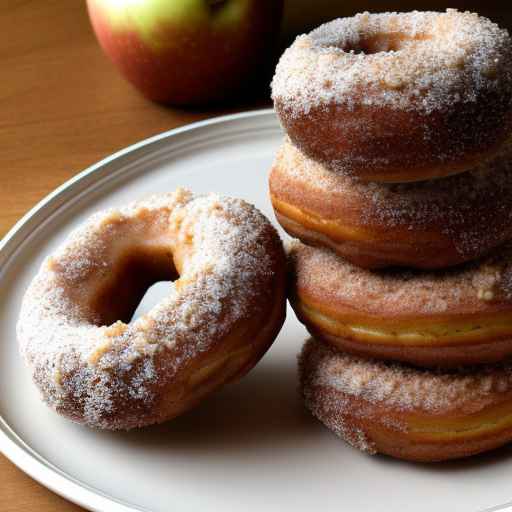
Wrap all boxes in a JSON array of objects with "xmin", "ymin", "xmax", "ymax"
[{"xmin": 270, "ymin": 9, "xmax": 512, "ymax": 461}]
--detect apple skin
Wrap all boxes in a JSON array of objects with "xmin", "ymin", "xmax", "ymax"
[{"xmin": 86, "ymin": 0, "xmax": 284, "ymax": 105}]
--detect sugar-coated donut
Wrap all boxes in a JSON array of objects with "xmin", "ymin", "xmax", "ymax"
[
  {"xmin": 17, "ymin": 189, "xmax": 286, "ymax": 430},
  {"xmin": 288, "ymin": 240, "xmax": 512, "ymax": 368},
  {"xmin": 270, "ymin": 139, "xmax": 512, "ymax": 269},
  {"xmin": 300, "ymin": 337, "xmax": 512, "ymax": 462},
  {"xmin": 272, "ymin": 10, "xmax": 512, "ymax": 183}
]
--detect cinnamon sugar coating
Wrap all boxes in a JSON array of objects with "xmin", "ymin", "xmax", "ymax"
[
  {"xmin": 300, "ymin": 338, "xmax": 512, "ymax": 416},
  {"xmin": 288, "ymin": 240, "xmax": 512, "ymax": 367},
  {"xmin": 289, "ymin": 240, "xmax": 512, "ymax": 317},
  {"xmin": 270, "ymin": 139, "xmax": 512, "ymax": 269},
  {"xmin": 272, "ymin": 10, "xmax": 512, "ymax": 182},
  {"xmin": 17, "ymin": 190, "xmax": 286, "ymax": 429},
  {"xmin": 299, "ymin": 338, "xmax": 512, "ymax": 460}
]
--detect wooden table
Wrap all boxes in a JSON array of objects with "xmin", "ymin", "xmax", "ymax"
[{"xmin": 1, "ymin": 2, "xmax": 268, "ymax": 510}]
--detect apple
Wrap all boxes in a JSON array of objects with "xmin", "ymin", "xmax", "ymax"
[{"xmin": 86, "ymin": 0, "xmax": 284, "ymax": 105}]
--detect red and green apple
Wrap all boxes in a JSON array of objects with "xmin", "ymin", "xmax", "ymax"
[{"xmin": 86, "ymin": 0, "xmax": 284, "ymax": 105}]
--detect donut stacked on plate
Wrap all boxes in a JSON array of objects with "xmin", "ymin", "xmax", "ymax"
[{"xmin": 270, "ymin": 9, "xmax": 512, "ymax": 461}]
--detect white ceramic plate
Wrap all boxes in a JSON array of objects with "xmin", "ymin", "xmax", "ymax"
[{"xmin": 2, "ymin": 110, "xmax": 512, "ymax": 512}]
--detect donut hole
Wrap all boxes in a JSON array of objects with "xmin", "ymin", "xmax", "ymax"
[
  {"xmin": 130, "ymin": 281, "xmax": 171, "ymax": 322},
  {"xmin": 88, "ymin": 246, "xmax": 178, "ymax": 327},
  {"xmin": 338, "ymin": 32, "xmax": 431, "ymax": 54}
]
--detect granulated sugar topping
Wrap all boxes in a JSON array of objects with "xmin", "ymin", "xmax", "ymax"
[
  {"xmin": 272, "ymin": 10, "xmax": 512, "ymax": 115},
  {"xmin": 17, "ymin": 190, "xmax": 281, "ymax": 429},
  {"xmin": 289, "ymin": 240, "xmax": 512, "ymax": 315},
  {"xmin": 300, "ymin": 338, "xmax": 512, "ymax": 415},
  {"xmin": 272, "ymin": 139, "xmax": 512, "ymax": 259}
]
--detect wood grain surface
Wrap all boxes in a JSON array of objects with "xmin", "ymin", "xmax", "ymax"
[{"xmin": 0, "ymin": 1, "xmax": 269, "ymax": 510}]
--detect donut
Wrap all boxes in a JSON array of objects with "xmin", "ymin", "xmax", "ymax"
[
  {"xmin": 270, "ymin": 139, "xmax": 512, "ymax": 269},
  {"xmin": 299, "ymin": 337, "xmax": 512, "ymax": 462},
  {"xmin": 299, "ymin": 338, "xmax": 512, "ymax": 462},
  {"xmin": 17, "ymin": 189, "xmax": 286, "ymax": 430},
  {"xmin": 272, "ymin": 10, "xmax": 512, "ymax": 183},
  {"xmin": 288, "ymin": 240, "xmax": 512, "ymax": 368}
]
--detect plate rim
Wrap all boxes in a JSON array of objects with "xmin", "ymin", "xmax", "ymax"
[{"xmin": 0, "ymin": 108, "xmax": 275, "ymax": 512}]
